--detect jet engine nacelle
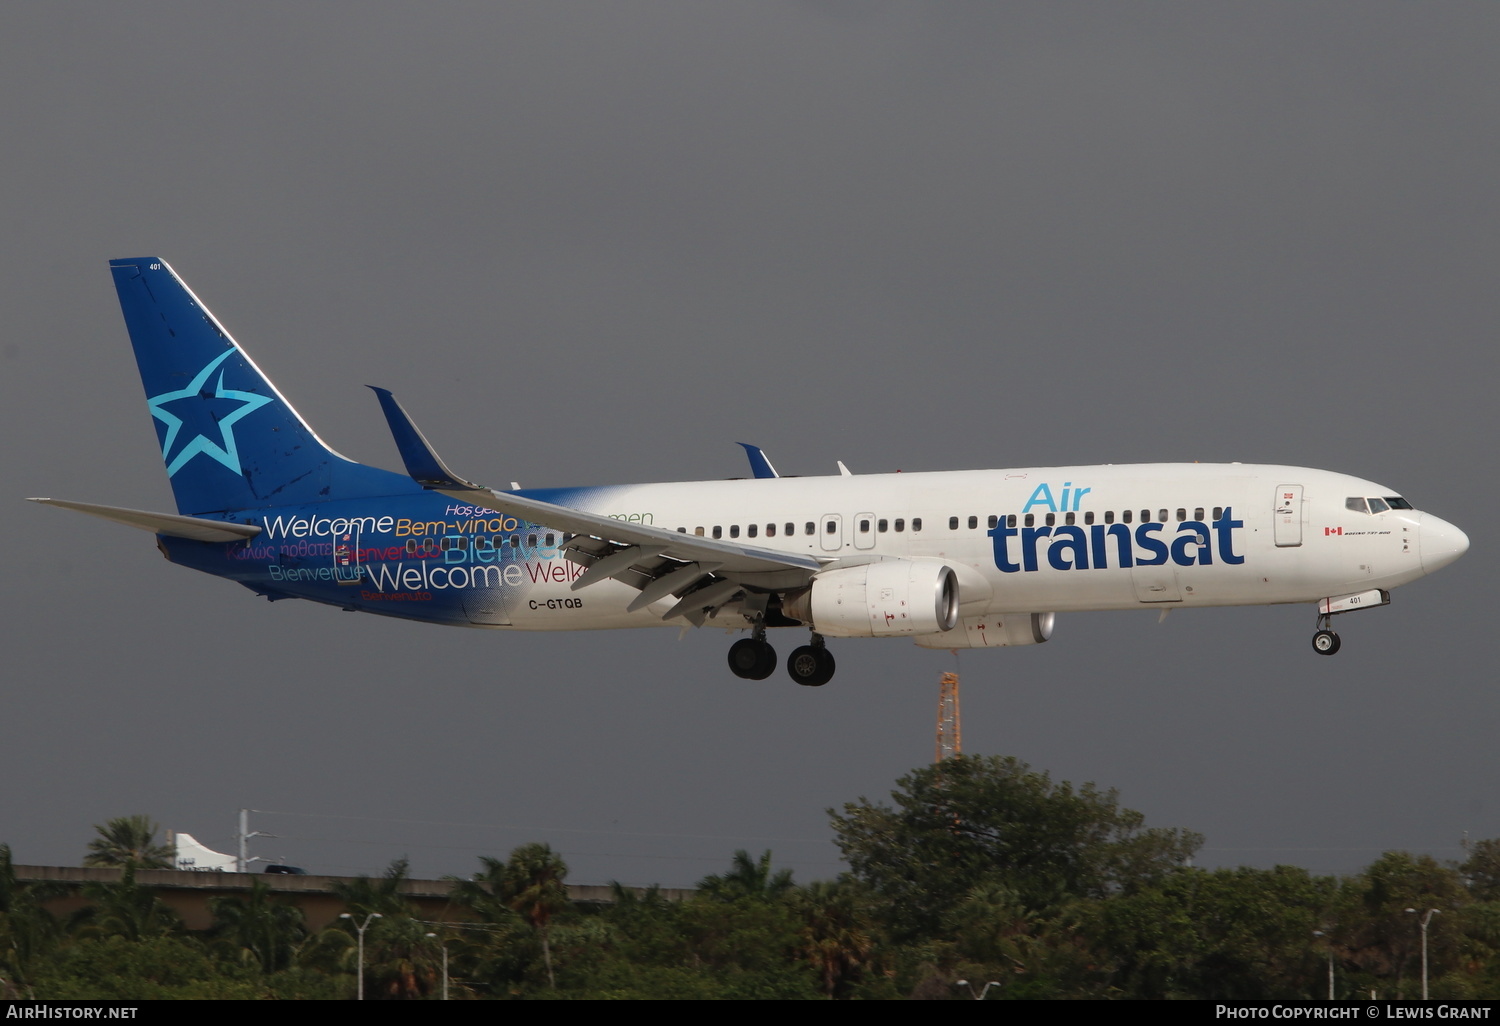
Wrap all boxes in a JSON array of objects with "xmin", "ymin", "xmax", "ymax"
[
  {"xmin": 782, "ymin": 559, "xmax": 959, "ymax": 638},
  {"xmin": 911, "ymin": 612, "xmax": 1055, "ymax": 649}
]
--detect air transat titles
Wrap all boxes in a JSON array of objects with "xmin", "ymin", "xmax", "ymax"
[{"xmin": 990, "ymin": 508, "xmax": 1245, "ymax": 573}]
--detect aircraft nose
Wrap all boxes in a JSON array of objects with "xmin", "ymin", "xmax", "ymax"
[{"xmin": 1420, "ymin": 513, "xmax": 1469, "ymax": 573}]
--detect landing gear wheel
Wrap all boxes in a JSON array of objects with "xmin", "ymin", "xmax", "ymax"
[
  {"xmin": 1312, "ymin": 630, "xmax": 1341, "ymax": 656},
  {"xmin": 786, "ymin": 645, "xmax": 836, "ymax": 687},
  {"xmin": 728, "ymin": 638, "xmax": 777, "ymax": 680}
]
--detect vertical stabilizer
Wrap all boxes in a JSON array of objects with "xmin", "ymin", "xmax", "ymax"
[{"xmin": 109, "ymin": 258, "xmax": 417, "ymax": 514}]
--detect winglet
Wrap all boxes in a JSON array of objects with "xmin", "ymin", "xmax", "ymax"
[
  {"xmin": 369, "ymin": 387, "xmax": 486, "ymax": 491},
  {"xmin": 737, "ymin": 443, "xmax": 779, "ymax": 479}
]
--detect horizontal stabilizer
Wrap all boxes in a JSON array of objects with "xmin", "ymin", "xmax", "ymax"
[{"xmin": 29, "ymin": 498, "xmax": 261, "ymax": 542}]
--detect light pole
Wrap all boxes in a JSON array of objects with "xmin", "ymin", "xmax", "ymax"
[
  {"xmin": 1313, "ymin": 930, "xmax": 1335, "ymax": 999},
  {"xmin": 1404, "ymin": 907, "xmax": 1440, "ymax": 1000},
  {"xmin": 425, "ymin": 932, "xmax": 450, "ymax": 1000},
  {"xmin": 341, "ymin": 912, "xmax": 382, "ymax": 1000},
  {"xmin": 955, "ymin": 978, "xmax": 1002, "ymax": 1000}
]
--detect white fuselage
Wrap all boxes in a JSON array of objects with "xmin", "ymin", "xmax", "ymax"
[{"xmin": 480, "ymin": 462, "xmax": 1464, "ymax": 632}]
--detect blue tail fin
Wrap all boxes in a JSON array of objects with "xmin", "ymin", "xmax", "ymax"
[{"xmin": 110, "ymin": 258, "xmax": 419, "ymax": 515}]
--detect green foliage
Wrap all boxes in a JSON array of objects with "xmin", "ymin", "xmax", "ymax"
[
  {"xmin": 34, "ymin": 936, "xmax": 262, "ymax": 1000},
  {"xmin": 1338, "ymin": 852, "xmax": 1468, "ymax": 999},
  {"xmin": 69, "ymin": 864, "xmax": 181, "ymax": 942},
  {"xmin": 6, "ymin": 765, "xmax": 1500, "ymax": 999},
  {"xmin": 1091, "ymin": 866, "xmax": 1335, "ymax": 999},
  {"xmin": 830, "ymin": 754, "xmax": 1202, "ymax": 938},
  {"xmin": 448, "ymin": 844, "xmax": 571, "ymax": 994},
  {"xmin": 82, "ymin": 815, "xmax": 172, "ymax": 870},
  {"xmin": 208, "ymin": 879, "xmax": 307, "ymax": 974},
  {"xmin": 0, "ymin": 844, "xmax": 63, "ymax": 997},
  {"xmin": 697, "ymin": 850, "xmax": 795, "ymax": 903}
]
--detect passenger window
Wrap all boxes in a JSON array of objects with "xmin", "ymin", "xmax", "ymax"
[
  {"xmin": 1064, "ymin": 512, "xmax": 1075, "ymax": 526},
  {"xmin": 729, "ymin": 525, "xmax": 740, "ymax": 538},
  {"xmin": 1194, "ymin": 508, "xmax": 1204, "ymax": 521},
  {"xmin": 1176, "ymin": 509, "xmax": 1186, "ymax": 522},
  {"xmin": 877, "ymin": 519, "xmax": 888, "ymax": 533},
  {"xmin": 1122, "ymin": 510, "xmax": 1132, "ymax": 525},
  {"xmin": 786, "ymin": 523, "xmax": 795, "ymax": 536},
  {"xmin": 859, "ymin": 519, "xmax": 870, "ymax": 533},
  {"xmin": 509, "ymin": 535, "xmax": 519, "ymax": 548},
  {"xmin": 1007, "ymin": 515, "xmax": 1017, "ymax": 528},
  {"xmin": 527, "ymin": 534, "xmax": 537, "ymax": 547},
  {"xmin": 712, "ymin": 526, "xmax": 722, "ymax": 539},
  {"xmin": 1213, "ymin": 507, "xmax": 1223, "ymax": 520},
  {"xmin": 764, "ymin": 523, "xmax": 774, "ymax": 537},
  {"xmin": 987, "ymin": 515, "xmax": 998, "ymax": 529},
  {"xmin": 1083, "ymin": 511, "xmax": 1093, "ymax": 525},
  {"xmin": 405, "ymin": 539, "xmax": 417, "ymax": 554},
  {"xmin": 1158, "ymin": 509, "xmax": 1168, "ymax": 523},
  {"xmin": 1045, "ymin": 513, "xmax": 1056, "ymax": 527},
  {"xmin": 912, "ymin": 518, "xmax": 922, "ymax": 531},
  {"xmin": 1024, "ymin": 514, "xmax": 1035, "ymax": 528},
  {"xmin": 677, "ymin": 527, "xmax": 687, "ymax": 533},
  {"xmin": 545, "ymin": 534, "xmax": 554, "ymax": 547},
  {"xmin": 894, "ymin": 519, "xmax": 905, "ymax": 532},
  {"xmin": 1104, "ymin": 511, "xmax": 1114, "ymax": 525},
  {"xmin": 694, "ymin": 527, "xmax": 704, "ymax": 537},
  {"xmin": 949, "ymin": 516, "xmax": 959, "ymax": 530},
  {"xmin": 805, "ymin": 522, "xmax": 815, "ymax": 535},
  {"xmin": 823, "ymin": 521, "xmax": 835, "ymax": 534},
  {"xmin": 968, "ymin": 516, "xmax": 978, "ymax": 529},
  {"xmin": 748, "ymin": 524, "xmax": 758, "ymax": 538}
]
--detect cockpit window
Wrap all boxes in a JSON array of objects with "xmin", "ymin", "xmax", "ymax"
[
  {"xmin": 1366, "ymin": 497, "xmax": 1390, "ymax": 514},
  {"xmin": 1346, "ymin": 497, "xmax": 1369, "ymax": 514},
  {"xmin": 1385, "ymin": 496, "xmax": 1413, "ymax": 510}
]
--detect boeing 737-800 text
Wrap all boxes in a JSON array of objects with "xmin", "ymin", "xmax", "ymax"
[{"xmin": 30, "ymin": 259, "xmax": 1470, "ymax": 686}]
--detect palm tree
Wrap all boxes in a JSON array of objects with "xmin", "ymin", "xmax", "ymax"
[
  {"xmin": 502, "ymin": 844, "xmax": 569, "ymax": 989},
  {"xmin": 83, "ymin": 815, "xmax": 172, "ymax": 869},
  {"xmin": 792, "ymin": 880, "xmax": 875, "ymax": 999},
  {"xmin": 70, "ymin": 863, "xmax": 181, "ymax": 941},
  {"xmin": 697, "ymin": 849, "xmax": 796, "ymax": 903},
  {"xmin": 210, "ymin": 879, "xmax": 307, "ymax": 974},
  {"xmin": 0, "ymin": 844, "xmax": 64, "ymax": 998}
]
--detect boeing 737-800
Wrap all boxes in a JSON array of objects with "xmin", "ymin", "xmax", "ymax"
[{"xmin": 30, "ymin": 259, "xmax": 1469, "ymax": 686}]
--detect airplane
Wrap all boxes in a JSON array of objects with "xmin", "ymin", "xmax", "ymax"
[{"xmin": 30, "ymin": 258, "xmax": 1469, "ymax": 686}]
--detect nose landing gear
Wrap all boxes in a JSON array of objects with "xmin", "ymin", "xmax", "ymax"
[{"xmin": 1311, "ymin": 612, "xmax": 1341, "ymax": 656}]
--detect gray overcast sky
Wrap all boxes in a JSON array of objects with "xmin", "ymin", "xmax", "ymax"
[{"xmin": 2, "ymin": 2, "xmax": 1495, "ymax": 887}]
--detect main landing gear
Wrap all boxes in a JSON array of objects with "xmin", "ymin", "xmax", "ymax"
[
  {"xmin": 786, "ymin": 633, "xmax": 836, "ymax": 687},
  {"xmin": 727, "ymin": 630, "xmax": 777, "ymax": 680},
  {"xmin": 727, "ymin": 628, "xmax": 837, "ymax": 686},
  {"xmin": 1311, "ymin": 613, "xmax": 1341, "ymax": 656}
]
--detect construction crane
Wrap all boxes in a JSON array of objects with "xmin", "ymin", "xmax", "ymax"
[{"xmin": 935, "ymin": 671, "xmax": 961, "ymax": 762}]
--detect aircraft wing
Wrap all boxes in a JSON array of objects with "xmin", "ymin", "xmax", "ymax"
[{"xmin": 371, "ymin": 388, "xmax": 824, "ymax": 624}]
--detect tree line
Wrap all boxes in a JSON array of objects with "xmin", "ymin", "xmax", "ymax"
[{"xmin": 2, "ymin": 755, "xmax": 1497, "ymax": 999}]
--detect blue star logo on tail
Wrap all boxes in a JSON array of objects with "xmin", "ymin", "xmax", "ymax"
[{"xmin": 147, "ymin": 350, "xmax": 274, "ymax": 478}]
